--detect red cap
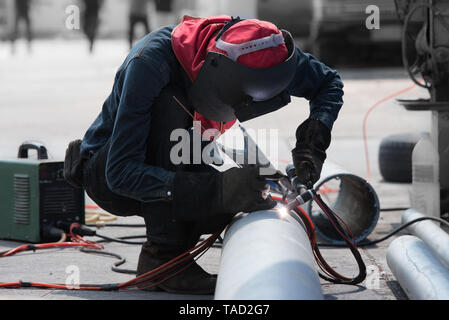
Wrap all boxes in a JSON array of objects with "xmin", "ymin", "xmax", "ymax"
[
  {"xmin": 210, "ymin": 19, "xmax": 289, "ymax": 69},
  {"xmin": 172, "ymin": 16, "xmax": 289, "ymax": 81}
]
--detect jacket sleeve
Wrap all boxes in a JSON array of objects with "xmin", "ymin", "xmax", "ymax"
[
  {"xmin": 287, "ymin": 46, "xmax": 344, "ymax": 130},
  {"xmin": 105, "ymin": 57, "xmax": 175, "ymax": 202}
]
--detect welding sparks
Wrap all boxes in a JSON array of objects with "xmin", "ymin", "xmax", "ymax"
[{"xmin": 277, "ymin": 207, "xmax": 289, "ymax": 219}]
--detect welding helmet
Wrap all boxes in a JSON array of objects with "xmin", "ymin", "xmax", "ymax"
[{"xmin": 188, "ymin": 18, "xmax": 298, "ymax": 123}]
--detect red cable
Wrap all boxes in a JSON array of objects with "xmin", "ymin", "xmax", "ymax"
[
  {"xmin": 274, "ymin": 192, "xmax": 363, "ymax": 283},
  {"xmin": 85, "ymin": 205, "xmax": 100, "ymax": 209},
  {"xmin": 0, "ymin": 226, "xmax": 222, "ymax": 292},
  {"xmin": 362, "ymin": 82, "xmax": 417, "ymax": 181},
  {"xmin": 0, "ymin": 242, "xmax": 101, "ymax": 258},
  {"xmin": 1, "ymin": 197, "xmax": 363, "ymax": 289},
  {"xmin": 314, "ymin": 196, "xmax": 355, "ymax": 246},
  {"xmin": 317, "ymin": 184, "xmax": 338, "ymax": 194},
  {"xmin": 125, "ymin": 251, "xmax": 203, "ymax": 291},
  {"xmin": 271, "ymin": 195, "xmax": 316, "ymax": 236},
  {"xmin": 120, "ymin": 230, "xmax": 222, "ymax": 290}
]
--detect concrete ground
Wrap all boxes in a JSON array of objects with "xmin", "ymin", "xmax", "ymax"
[{"xmin": 0, "ymin": 39, "xmax": 433, "ymax": 300}]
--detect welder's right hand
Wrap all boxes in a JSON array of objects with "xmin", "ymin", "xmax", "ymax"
[
  {"xmin": 221, "ymin": 167, "xmax": 277, "ymax": 215},
  {"xmin": 292, "ymin": 119, "xmax": 331, "ymax": 189},
  {"xmin": 172, "ymin": 167, "xmax": 277, "ymax": 221}
]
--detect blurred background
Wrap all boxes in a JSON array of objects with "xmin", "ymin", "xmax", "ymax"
[
  {"xmin": 0, "ymin": 0, "xmax": 404, "ymax": 65},
  {"xmin": 0, "ymin": 0, "xmax": 429, "ymax": 183}
]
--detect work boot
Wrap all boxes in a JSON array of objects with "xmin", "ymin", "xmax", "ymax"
[{"xmin": 136, "ymin": 241, "xmax": 217, "ymax": 295}]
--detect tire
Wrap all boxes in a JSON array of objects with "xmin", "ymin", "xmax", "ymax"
[{"xmin": 378, "ymin": 133, "xmax": 424, "ymax": 183}]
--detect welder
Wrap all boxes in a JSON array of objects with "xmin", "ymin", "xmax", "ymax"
[{"xmin": 64, "ymin": 16, "xmax": 344, "ymax": 295}]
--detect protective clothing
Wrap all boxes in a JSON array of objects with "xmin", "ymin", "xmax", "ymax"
[
  {"xmin": 79, "ymin": 25, "xmax": 344, "ymax": 204},
  {"xmin": 136, "ymin": 241, "xmax": 217, "ymax": 294},
  {"xmin": 172, "ymin": 16, "xmax": 297, "ymax": 124},
  {"xmin": 173, "ymin": 167, "xmax": 277, "ymax": 222},
  {"xmin": 292, "ymin": 119, "xmax": 331, "ymax": 189}
]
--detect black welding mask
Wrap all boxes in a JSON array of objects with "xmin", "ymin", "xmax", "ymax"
[{"xmin": 188, "ymin": 30, "xmax": 298, "ymax": 123}]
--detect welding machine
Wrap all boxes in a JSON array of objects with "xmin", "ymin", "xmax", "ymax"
[{"xmin": 0, "ymin": 142, "xmax": 85, "ymax": 243}]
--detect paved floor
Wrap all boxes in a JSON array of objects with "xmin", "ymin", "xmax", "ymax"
[{"xmin": 0, "ymin": 39, "xmax": 433, "ymax": 300}]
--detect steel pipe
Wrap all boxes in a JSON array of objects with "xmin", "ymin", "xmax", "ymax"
[
  {"xmin": 214, "ymin": 209, "xmax": 323, "ymax": 300},
  {"xmin": 307, "ymin": 161, "xmax": 380, "ymax": 244},
  {"xmin": 387, "ymin": 235, "xmax": 449, "ymax": 300},
  {"xmin": 402, "ymin": 209, "xmax": 449, "ymax": 267}
]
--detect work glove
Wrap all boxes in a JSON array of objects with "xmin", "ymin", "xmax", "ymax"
[
  {"xmin": 292, "ymin": 119, "xmax": 331, "ymax": 190},
  {"xmin": 221, "ymin": 167, "xmax": 277, "ymax": 214},
  {"xmin": 172, "ymin": 167, "xmax": 277, "ymax": 221}
]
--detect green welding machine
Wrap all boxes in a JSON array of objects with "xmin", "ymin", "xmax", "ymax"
[{"xmin": 0, "ymin": 142, "xmax": 85, "ymax": 243}]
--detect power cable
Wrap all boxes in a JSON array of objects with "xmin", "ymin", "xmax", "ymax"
[
  {"xmin": 0, "ymin": 223, "xmax": 222, "ymax": 291},
  {"xmin": 318, "ymin": 215, "xmax": 449, "ymax": 247},
  {"xmin": 95, "ymin": 234, "xmax": 145, "ymax": 245},
  {"xmin": 362, "ymin": 82, "xmax": 417, "ymax": 181},
  {"xmin": 80, "ymin": 248, "xmax": 137, "ymax": 275},
  {"xmin": 380, "ymin": 207, "xmax": 410, "ymax": 212},
  {"xmin": 87, "ymin": 223, "xmax": 145, "ymax": 228}
]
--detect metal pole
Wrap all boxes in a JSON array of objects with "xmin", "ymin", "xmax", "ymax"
[
  {"xmin": 387, "ymin": 235, "xmax": 449, "ymax": 300},
  {"xmin": 214, "ymin": 209, "xmax": 323, "ymax": 300},
  {"xmin": 402, "ymin": 209, "xmax": 449, "ymax": 268}
]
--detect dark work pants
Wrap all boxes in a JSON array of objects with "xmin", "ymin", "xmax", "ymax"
[{"xmin": 82, "ymin": 85, "xmax": 229, "ymax": 247}]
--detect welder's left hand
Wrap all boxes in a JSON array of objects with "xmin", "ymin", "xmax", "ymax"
[{"xmin": 292, "ymin": 119, "xmax": 331, "ymax": 190}]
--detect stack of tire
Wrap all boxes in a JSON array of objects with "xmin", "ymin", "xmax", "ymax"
[{"xmin": 378, "ymin": 133, "xmax": 425, "ymax": 183}]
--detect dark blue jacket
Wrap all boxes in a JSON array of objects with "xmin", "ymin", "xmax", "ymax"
[{"xmin": 80, "ymin": 26, "xmax": 344, "ymax": 203}]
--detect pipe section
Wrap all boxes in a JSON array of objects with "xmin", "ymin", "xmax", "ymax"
[
  {"xmin": 214, "ymin": 209, "xmax": 323, "ymax": 300},
  {"xmin": 307, "ymin": 161, "xmax": 380, "ymax": 244},
  {"xmin": 402, "ymin": 209, "xmax": 449, "ymax": 267},
  {"xmin": 387, "ymin": 235, "xmax": 449, "ymax": 300}
]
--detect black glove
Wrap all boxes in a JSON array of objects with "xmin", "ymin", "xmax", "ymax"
[
  {"xmin": 292, "ymin": 119, "xmax": 331, "ymax": 190},
  {"xmin": 172, "ymin": 167, "xmax": 277, "ymax": 221},
  {"xmin": 221, "ymin": 167, "xmax": 277, "ymax": 214}
]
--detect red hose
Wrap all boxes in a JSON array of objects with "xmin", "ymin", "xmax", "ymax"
[{"xmin": 362, "ymin": 82, "xmax": 417, "ymax": 181}]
